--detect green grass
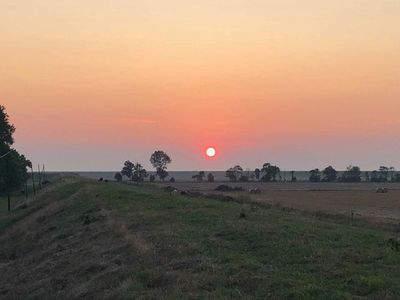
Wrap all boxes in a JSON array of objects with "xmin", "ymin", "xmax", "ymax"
[{"xmin": 0, "ymin": 178, "xmax": 399, "ymax": 299}]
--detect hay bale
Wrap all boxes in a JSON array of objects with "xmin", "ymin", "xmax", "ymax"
[
  {"xmin": 249, "ymin": 188, "xmax": 261, "ymax": 194},
  {"xmin": 376, "ymin": 187, "xmax": 388, "ymax": 193}
]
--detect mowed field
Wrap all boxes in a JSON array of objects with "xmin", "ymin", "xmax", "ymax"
[
  {"xmin": 1, "ymin": 176, "xmax": 400, "ymax": 298},
  {"xmin": 157, "ymin": 181, "xmax": 400, "ymax": 224}
]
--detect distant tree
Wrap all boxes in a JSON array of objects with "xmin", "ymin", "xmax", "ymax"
[
  {"xmin": 121, "ymin": 161, "xmax": 134, "ymax": 180},
  {"xmin": 192, "ymin": 171, "xmax": 206, "ymax": 181},
  {"xmin": 132, "ymin": 163, "xmax": 148, "ymax": 183},
  {"xmin": 169, "ymin": 177, "xmax": 175, "ymax": 182},
  {"xmin": 249, "ymin": 172, "xmax": 255, "ymax": 181},
  {"xmin": 149, "ymin": 174, "xmax": 156, "ymax": 182},
  {"xmin": 370, "ymin": 166, "xmax": 391, "ymax": 182},
  {"xmin": 389, "ymin": 167, "xmax": 396, "ymax": 182},
  {"xmin": 254, "ymin": 168, "xmax": 261, "ymax": 181},
  {"xmin": 322, "ymin": 166, "xmax": 337, "ymax": 182},
  {"xmin": 309, "ymin": 169, "xmax": 321, "ymax": 182},
  {"xmin": 114, "ymin": 172, "xmax": 122, "ymax": 182},
  {"xmin": 379, "ymin": 166, "xmax": 390, "ymax": 182},
  {"xmin": 207, "ymin": 173, "xmax": 214, "ymax": 182},
  {"xmin": 260, "ymin": 163, "xmax": 280, "ymax": 182},
  {"xmin": 370, "ymin": 170, "xmax": 380, "ymax": 182},
  {"xmin": 290, "ymin": 171, "xmax": 297, "ymax": 182},
  {"xmin": 225, "ymin": 165, "xmax": 243, "ymax": 182},
  {"xmin": 157, "ymin": 169, "xmax": 169, "ymax": 181},
  {"xmin": 394, "ymin": 173, "xmax": 400, "ymax": 182},
  {"xmin": 150, "ymin": 150, "xmax": 171, "ymax": 181},
  {"xmin": 339, "ymin": 165, "xmax": 362, "ymax": 182},
  {"xmin": 365, "ymin": 171, "xmax": 370, "ymax": 182}
]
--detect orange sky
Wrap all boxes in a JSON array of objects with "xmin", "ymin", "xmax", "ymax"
[{"xmin": 1, "ymin": 0, "xmax": 400, "ymax": 170}]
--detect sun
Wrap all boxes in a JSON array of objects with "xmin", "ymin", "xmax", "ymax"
[{"xmin": 206, "ymin": 147, "xmax": 216, "ymax": 157}]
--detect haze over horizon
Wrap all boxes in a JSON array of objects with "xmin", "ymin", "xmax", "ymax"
[{"xmin": 2, "ymin": 0, "xmax": 400, "ymax": 171}]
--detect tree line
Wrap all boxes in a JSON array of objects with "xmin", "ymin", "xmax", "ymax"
[
  {"xmin": 218, "ymin": 164, "xmax": 400, "ymax": 183},
  {"xmin": 114, "ymin": 150, "xmax": 173, "ymax": 183}
]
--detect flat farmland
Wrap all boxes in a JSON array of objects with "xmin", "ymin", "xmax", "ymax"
[{"xmin": 157, "ymin": 181, "xmax": 400, "ymax": 224}]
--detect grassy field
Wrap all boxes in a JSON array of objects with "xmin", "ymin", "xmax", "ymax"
[{"xmin": 1, "ymin": 177, "xmax": 400, "ymax": 299}]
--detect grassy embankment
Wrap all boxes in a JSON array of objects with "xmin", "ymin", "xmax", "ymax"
[{"xmin": 0, "ymin": 176, "xmax": 399, "ymax": 299}]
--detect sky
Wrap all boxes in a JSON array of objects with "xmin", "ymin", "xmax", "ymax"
[{"xmin": 1, "ymin": 0, "xmax": 400, "ymax": 171}]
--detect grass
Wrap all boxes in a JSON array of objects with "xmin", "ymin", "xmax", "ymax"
[{"xmin": 0, "ymin": 177, "xmax": 399, "ymax": 299}]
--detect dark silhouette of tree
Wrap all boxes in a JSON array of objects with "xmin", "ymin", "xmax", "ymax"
[
  {"xmin": 370, "ymin": 166, "xmax": 391, "ymax": 182},
  {"xmin": 379, "ymin": 166, "xmax": 389, "ymax": 182},
  {"xmin": 149, "ymin": 174, "xmax": 156, "ymax": 182},
  {"xmin": 260, "ymin": 163, "xmax": 280, "ymax": 182},
  {"xmin": 322, "ymin": 166, "xmax": 337, "ymax": 182},
  {"xmin": 192, "ymin": 171, "xmax": 206, "ymax": 181},
  {"xmin": 0, "ymin": 106, "xmax": 29, "ymax": 197},
  {"xmin": 389, "ymin": 167, "xmax": 396, "ymax": 182},
  {"xmin": 309, "ymin": 169, "xmax": 321, "ymax": 182},
  {"xmin": 207, "ymin": 173, "xmax": 214, "ymax": 182},
  {"xmin": 339, "ymin": 165, "xmax": 362, "ymax": 182},
  {"xmin": 150, "ymin": 150, "xmax": 171, "ymax": 181},
  {"xmin": 365, "ymin": 171, "xmax": 370, "ymax": 182},
  {"xmin": 132, "ymin": 163, "xmax": 148, "ymax": 183},
  {"xmin": 169, "ymin": 177, "xmax": 175, "ymax": 182},
  {"xmin": 394, "ymin": 173, "xmax": 400, "ymax": 182},
  {"xmin": 226, "ymin": 165, "xmax": 243, "ymax": 182},
  {"xmin": 254, "ymin": 168, "xmax": 260, "ymax": 180},
  {"xmin": 121, "ymin": 161, "xmax": 134, "ymax": 180},
  {"xmin": 370, "ymin": 170, "xmax": 380, "ymax": 182},
  {"xmin": 290, "ymin": 171, "xmax": 297, "ymax": 182},
  {"xmin": 0, "ymin": 105, "xmax": 15, "ymax": 146},
  {"xmin": 114, "ymin": 172, "xmax": 122, "ymax": 182}
]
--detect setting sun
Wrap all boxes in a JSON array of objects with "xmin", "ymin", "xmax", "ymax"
[{"xmin": 206, "ymin": 147, "xmax": 216, "ymax": 158}]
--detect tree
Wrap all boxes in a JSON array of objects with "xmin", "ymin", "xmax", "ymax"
[
  {"xmin": 389, "ymin": 167, "xmax": 396, "ymax": 182},
  {"xmin": 225, "ymin": 165, "xmax": 243, "ymax": 182},
  {"xmin": 322, "ymin": 166, "xmax": 337, "ymax": 182},
  {"xmin": 379, "ymin": 166, "xmax": 389, "ymax": 182},
  {"xmin": 254, "ymin": 168, "xmax": 261, "ymax": 181},
  {"xmin": 260, "ymin": 163, "xmax": 280, "ymax": 182},
  {"xmin": 339, "ymin": 165, "xmax": 361, "ymax": 182},
  {"xmin": 192, "ymin": 171, "xmax": 205, "ymax": 181},
  {"xmin": 149, "ymin": 174, "xmax": 156, "ymax": 182},
  {"xmin": 0, "ymin": 106, "xmax": 15, "ymax": 146},
  {"xmin": 370, "ymin": 170, "xmax": 380, "ymax": 182},
  {"xmin": 370, "ymin": 166, "xmax": 391, "ymax": 182},
  {"xmin": 0, "ymin": 106, "xmax": 29, "ymax": 210},
  {"xmin": 132, "ymin": 163, "xmax": 148, "ymax": 183},
  {"xmin": 121, "ymin": 161, "xmax": 134, "ymax": 180},
  {"xmin": 309, "ymin": 169, "xmax": 321, "ymax": 182},
  {"xmin": 114, "ymin": 172, "xmax": 122, "ymax": 182},
  {"xmin": 365, "ymin": 171, "xmax": 370, "ymax": 182},
  {"xmin": 394, "ymin": 173, "xmax": 400, "ymax": 182},
  {"xmin": 290, "ymin": 171, "xmax": 297, "ymax": 182},
  {"xmin": 207, "ymin": 173, "xmax": 214, "ymax": 182},
  {"xmin": 150, "ymin": 150, "xmax": 171, "ymax": 181}
]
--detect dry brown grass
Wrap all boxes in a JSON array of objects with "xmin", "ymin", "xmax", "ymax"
[{"xmin": 156, "ymin": 181, "xmax": 400, "ymax": 224}]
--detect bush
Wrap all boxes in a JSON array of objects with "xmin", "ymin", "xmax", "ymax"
[{"xmin": 114, "ymin": 172, "xmax": 122, "ymax": 182}]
